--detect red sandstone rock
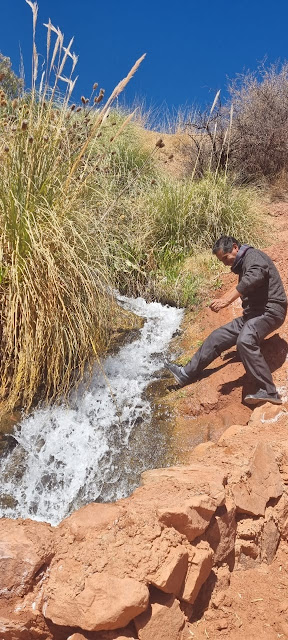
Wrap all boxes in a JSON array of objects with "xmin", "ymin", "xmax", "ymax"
[
  {"xmin": 141, "ymin": 465, "xmax": 226, "ymax": 507},
  {"xmin": 204, "ymin": 499, "xmax": 236, "ymax": 563},
  {"xmin": 68, "ymin": 631, "xmax": 137, "ymax": 640},
  {"xmin": 235, "ymin": 517, "xmax": 263, "ymax": 567},
  {"xmin": 0, "ymin": 519, "xmax": 53, "ymax": 598},
  {"xmin": 261, "ymin": 516, "xmax": 280, "ymax": 564},
  {"xmin": 148, "ymin": 545, "xmax": 188, "ymax": 595},
  {"xmin": 273, "ymin": 493, "xmax": 288, "ymax": 537},
  {"xmin": 231, "ymin": 441, "xmax": 283, "ymax": 516},
  {"xmin": 53, "ymin": 502, "xmax": 187, "ymax": 598},
  {"xmin": 157, "ymin": 494, "xmax": 218, "ymax": 541},
  {"xmin": 60, "ymin": 503, "xmax": 125, "ymax": 540},
  {"xmin": 43, "ymin": 571, "xmax": 149, "ymax": 631},
  {"xmin": 218, "ymin": 423, "xmax": 249, "ymax": 448},
  {"xmin": 0, "ymin": 594, "xmax": 51, "ymax": 640},
  {"xmin": 180, "ymin": 542, "xmax": 214, "ymax": 604},
  {"xmin": 134, "ymin": 593, "xmax": 186, "ymax": 640},
  {"xmin": 248, "ymin": 404, "xmax": 288, "ymax": 426}
]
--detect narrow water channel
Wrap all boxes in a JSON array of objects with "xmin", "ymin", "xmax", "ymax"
[{"xmin": 0, "ymin": 295, "xmax": 183, "ymax": 526}]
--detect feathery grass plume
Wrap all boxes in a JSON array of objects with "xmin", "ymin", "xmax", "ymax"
[
  {"xmin": 0, "ymin": 6, "xmax": 147, "ymax": 413},
  {"xmin": 64, "ymin": 55, "xmax": 146, "ymax": 189}
]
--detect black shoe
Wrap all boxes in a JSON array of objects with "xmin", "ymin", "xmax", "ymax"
[
  {"xmin": 244, "ymin": 389, "xmax": 282, "ymax": 406},
  {"xmin": 164, "ymin": 361, "xmax": 191, "ymax": 387}
]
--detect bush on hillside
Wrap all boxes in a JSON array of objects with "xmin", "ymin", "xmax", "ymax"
[
  {"xmin": 228, "ymin": 62, "xmax": 288, "ymax": 182},
  {"xmin": 183, "ymin": 62, "xmax": 288, "ymax": 183},
  {"xmin": 0, "ymin": 53, "xmax": 23, "ymax": 98}
]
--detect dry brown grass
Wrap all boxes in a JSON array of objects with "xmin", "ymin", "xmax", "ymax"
[{"xmin": 0, "ymin": 3, "xmax": 145, "ymax": 413}]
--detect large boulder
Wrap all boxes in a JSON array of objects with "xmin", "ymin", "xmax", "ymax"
[
  {"xmin": 0, "ymin": 519, "xmax": 53, "ymax": 597},
  {"xmin": 43, "ymin": 571, "xmax": 149, "ymax": 631},
  {"xmin": 55, "ymin": 500, "xmax": 188, "ymax": 599}
]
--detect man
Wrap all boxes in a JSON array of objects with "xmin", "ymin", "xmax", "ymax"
[{"xmin": 166, "ymin": 236, "xmax": 287, "ymax": 405}]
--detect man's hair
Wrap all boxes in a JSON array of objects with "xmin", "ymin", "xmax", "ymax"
[{"xmin": 212, "ymin": 236, "xmax": 241, "ymax": 255}]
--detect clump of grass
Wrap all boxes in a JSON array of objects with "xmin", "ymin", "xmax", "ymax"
[
  {"xmin": 149, "ymin": 172, "xmax": 260, "ymax": 256},
  {"xmin": 0, "ymin": 3, "xmax": 146, "ymax": 412},
  {"xmin": 105, "ymin": 169, "xmax": 262, "ymax": 306}
]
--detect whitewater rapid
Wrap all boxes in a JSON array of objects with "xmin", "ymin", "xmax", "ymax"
[{"xmin": 0, "ymin": 295, "xmax": 183, "ymax": 525}]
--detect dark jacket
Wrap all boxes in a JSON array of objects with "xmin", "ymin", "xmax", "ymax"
[{"xmin": 232, "ymin": 246, "xmax": 287, "ymax": 318}]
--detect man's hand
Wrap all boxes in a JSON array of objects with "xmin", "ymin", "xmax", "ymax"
[
  {"xmin": 209, "ymin": 297, "xmax": 229, "ymax": 313},
  {"xmin": 209, "ymin": 287, "xmax": 241, "ymax": 313}
]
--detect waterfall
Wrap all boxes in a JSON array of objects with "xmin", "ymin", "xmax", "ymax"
[{"xmin": 0, "ymin": 295, "xmax": 183, "ymax": 526}]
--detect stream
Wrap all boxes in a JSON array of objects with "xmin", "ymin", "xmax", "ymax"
[{"xmin": 0, "ymin": 294, "xmax": 183, "ymax": 526}]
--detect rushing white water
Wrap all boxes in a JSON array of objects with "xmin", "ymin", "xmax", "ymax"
[{"xmin": 0, "ymin": 295, "xmax": 183, "ymax": 526}]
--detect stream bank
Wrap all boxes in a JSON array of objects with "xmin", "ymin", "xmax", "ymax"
[{"xmin": 0, "ymin": 294, "xmax": 183, "ymax": 525}]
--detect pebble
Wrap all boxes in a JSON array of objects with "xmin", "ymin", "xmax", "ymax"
[{"xmin": 216, "ymin": 619, "xmax": 228, "ymax": 630}]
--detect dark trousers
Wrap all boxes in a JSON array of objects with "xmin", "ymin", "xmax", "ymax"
[{"xmin": 183, "ymin": 310, "xmax": 286, "ymax": 394}]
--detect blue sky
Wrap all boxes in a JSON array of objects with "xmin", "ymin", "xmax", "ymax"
[{"xmin": 1, "ymin": 0, "xmax": 288, "ymax": 120}]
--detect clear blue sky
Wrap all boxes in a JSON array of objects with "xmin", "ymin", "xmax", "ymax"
[{"xmin": 1, "ymin": 0, "xmax": 288, "ymax": 119}]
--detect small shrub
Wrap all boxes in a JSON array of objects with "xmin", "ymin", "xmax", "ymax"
[{"xmin": 228, "ymin": 62, "xmax": 288, "ymax": 182}]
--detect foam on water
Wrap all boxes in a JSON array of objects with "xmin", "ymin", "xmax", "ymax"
[{"xmin": 0, "ymin": 295, "xmax": 183, "ymax": 525}]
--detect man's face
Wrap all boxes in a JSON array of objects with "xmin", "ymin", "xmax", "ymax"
[{"xmin": 215, "ymin": 243, "xmax": 239, "ymax": 267}]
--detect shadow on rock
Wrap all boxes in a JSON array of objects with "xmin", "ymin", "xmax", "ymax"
[{"xmin": 261, "ymin": 333, "xmax": 288, "ymax": 372}]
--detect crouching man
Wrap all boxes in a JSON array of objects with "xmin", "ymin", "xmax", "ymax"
[{"xmin": 166, "ymin": 236, "xmax": 287, "ymax": 405}]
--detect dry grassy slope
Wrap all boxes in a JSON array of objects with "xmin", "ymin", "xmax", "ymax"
[{"xmin": 135, "ymin": 125, "xmax": 194, "ymax": 179}]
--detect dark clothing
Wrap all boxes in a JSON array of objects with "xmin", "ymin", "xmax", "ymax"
[
  {"xmin": 183, "ymin": 247, "xmax": 287, "ymax": 394},
  {"xmin": 183, "ymin": 312, "xmax": 285, "ymax": 394},
  {"xmin": 233, "ymin": 246, "xmax": 287, "ymax": 318}
]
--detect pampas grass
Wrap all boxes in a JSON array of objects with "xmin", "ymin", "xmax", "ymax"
[{"xmin": 0, "ymin": 3, "xmax": 145, "ymax": 412}]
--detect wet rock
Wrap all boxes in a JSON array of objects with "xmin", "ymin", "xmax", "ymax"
[
  {"xmin": 0, "ymin": 411, "xmax": 21, "ymax": 436},
  {"xmin": 0, "ymin": 433, "xmax": 17, "ymax": 456},
  {"xmin": 43, "ymin": 572, "xmax": 149, "ymax": 631}
]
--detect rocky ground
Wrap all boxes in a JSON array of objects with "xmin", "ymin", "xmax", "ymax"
[{"xmin": 2, "ymin": 201, "xmax": 288, "ymax": 639}]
